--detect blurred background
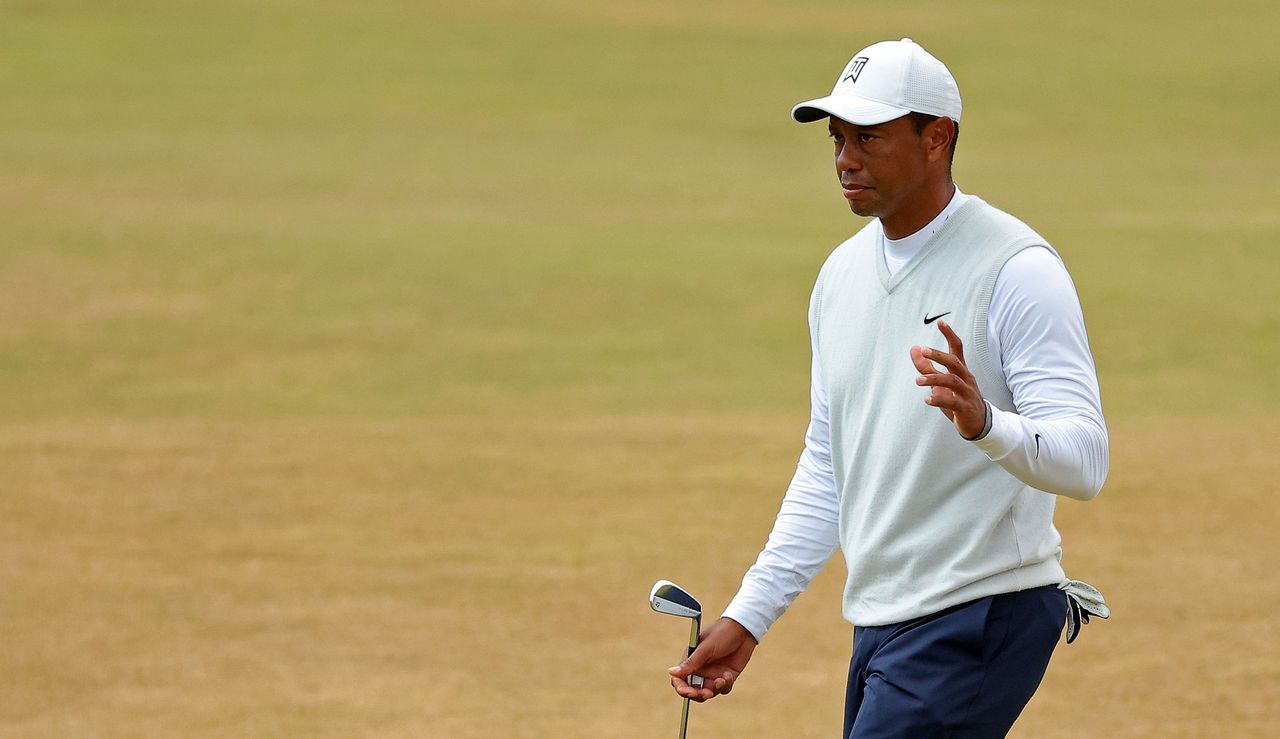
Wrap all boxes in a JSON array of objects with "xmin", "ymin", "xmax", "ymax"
[{"xmin": 2, "ymin": 1, "xmax": 1278, "ymax": 736}]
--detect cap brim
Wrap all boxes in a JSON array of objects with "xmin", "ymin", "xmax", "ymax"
[{"xmin": 791, "ymin": 95, "xmax": 911, "ymax": 125}]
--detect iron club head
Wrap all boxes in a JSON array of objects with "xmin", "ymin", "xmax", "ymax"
[{"xmin": 650, "ymin": 579, "xmax": 702, "ymax": 619}]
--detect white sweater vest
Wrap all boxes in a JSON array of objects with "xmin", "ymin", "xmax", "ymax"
[{"xmin": 813, "ymin": 196, "xmax": 1066, "ymax": 626}]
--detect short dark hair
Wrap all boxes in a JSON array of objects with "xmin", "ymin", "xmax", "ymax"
[{"xmin": 907, "ymin": 112, "xmax": 959, "ymax": 167}]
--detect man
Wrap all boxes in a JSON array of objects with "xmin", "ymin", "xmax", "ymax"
[{"xmin": 667, "ymin": 39, "xmax": 1109, "ymax": 737}]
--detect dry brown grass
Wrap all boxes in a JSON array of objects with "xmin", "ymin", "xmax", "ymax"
[{"xmin": 2, "ymin": 415, "xmax": 1275, "ymax": 737}]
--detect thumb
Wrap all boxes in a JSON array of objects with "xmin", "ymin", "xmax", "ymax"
[{"xmin": 668, "ymin": 640, "xmax": 713, "ymax": 677}]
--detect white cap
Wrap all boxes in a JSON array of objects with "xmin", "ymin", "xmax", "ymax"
[{"xmin": 791, "ymin": 38, "xmax": 961, "ymax": 125}]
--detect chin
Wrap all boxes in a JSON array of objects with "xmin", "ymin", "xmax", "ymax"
[{"xmin": 848, "ymin": 202, "xmax": 879, "ymax": 218}]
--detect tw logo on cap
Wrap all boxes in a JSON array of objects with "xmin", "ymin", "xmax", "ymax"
[{"xmin": 842, "ymin": 56, "xmax": 869, "ymax": 84}]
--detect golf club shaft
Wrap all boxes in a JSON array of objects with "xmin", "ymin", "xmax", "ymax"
[{"xmin": 678, "ymin": 616, "xmax": 701, "ymax": 738}]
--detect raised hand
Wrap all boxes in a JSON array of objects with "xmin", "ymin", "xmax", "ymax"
[{"xmin": 911, "ymin": 319, "xmax": 988, "ymax": 439}]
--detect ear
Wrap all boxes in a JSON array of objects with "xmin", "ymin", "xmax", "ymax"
[{"xmin": 923, "ymin": 117, "xmax": 955, "ymax": 164}]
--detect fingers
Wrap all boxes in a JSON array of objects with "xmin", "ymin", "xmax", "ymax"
[
  {"xmin": 911, "ymin": 349, "xmax": 970, "ymax": 386},
  {"xmin": 673, "ymin": 675, "xmax": 730, "ymax": 698},
  {"xmin": 936, "ymin": 319, "xmax": 966, "ymax": 364},
  {"xmin": 671, "ymin": 640, "xmax": 712, "ymax": 677},
  {"xmin": 668, "ymin": 645, "xmax": 716, "ymax": 701},
  {"xmin": 910, "ymin": 321, "xmax": 986, "ymax": 436},
  {"xmin": 916, "ymin": 321, "xmax": 978, "ymax": 403},
  {"xmin": 665, "ymin": 617, "xmax": 755, "ymax": 702},
  {"xmin": 912, "ymin": 321, "xmax": 972, "ymax": 379},
  {"xmin": 910, "ymin": 345, "xmax": 936, "ymax": 376},
  {"xmin": 668, "ymin": 649, "xmax": 738, "ymax": 702},
  {"xmin": 680, "ymin": 673, "xmax": 737, "ymax": 699},
  {"xmin": 916, "ymin": 346, "xmax": 972, "ymax": 382},
  {"xmin": 670, "ymin": 669, "xmax": 737, "ymax": 701},
  {"xmin": 924, "ymin": 390, "xmax": 963, "ymax": 417},
  {"xmin": 669, "ymin": 673, "xmax": 717, "ymax": 701},
  {"xmin": 917, "ymin": 365, "xmax": 978, "ymax": 412},
  {"xmin": 915, "ymin": 371, "xmax": 967, "ymax": 392}
]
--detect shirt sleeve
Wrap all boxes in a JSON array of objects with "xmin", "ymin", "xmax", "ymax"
[
  {"xmin": 970, "ymin": 246, "xmax": 1109, "ymax": 501},
  {"xmin": 721, "ymin": 286, "xmax": 841, "ymax": 642}
]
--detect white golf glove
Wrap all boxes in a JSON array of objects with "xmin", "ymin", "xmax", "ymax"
[{"xmin": 1059, "ymin": 579, "xmax": 1110, "ymax": 644}]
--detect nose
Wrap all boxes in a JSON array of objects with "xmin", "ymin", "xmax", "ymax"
[{"xmin": 835, "ymin": 139, "xmax": 862, "ymax": 173}]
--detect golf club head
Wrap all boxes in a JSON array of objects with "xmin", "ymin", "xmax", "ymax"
[{"xmin": 650, "ymin": 579, "xmax": 702, "ymax": 619}]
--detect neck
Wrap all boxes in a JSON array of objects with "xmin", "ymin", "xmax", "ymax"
[{"xmin": 880, "ymin": 179, "xmax": 955, "ymax": 240}]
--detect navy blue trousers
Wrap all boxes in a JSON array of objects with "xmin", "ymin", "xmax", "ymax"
[{"xmin": 843, "ymin": 585, "xmax": 1066, "ymax": 739}]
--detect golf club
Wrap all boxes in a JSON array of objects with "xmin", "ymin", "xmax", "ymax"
[{"xmin": 649, "ymin": 579, "xmax": 704, "ymax": 739}]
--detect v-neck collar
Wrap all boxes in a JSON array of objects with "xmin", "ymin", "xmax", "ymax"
[{"xmin": 875, "ymin": 196, "xmax": 983, "ymax": 294}]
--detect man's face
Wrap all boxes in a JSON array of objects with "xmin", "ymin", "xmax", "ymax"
[{"xmin": 828, "ymin": 115, "xmax": 932, "ymax": 220}]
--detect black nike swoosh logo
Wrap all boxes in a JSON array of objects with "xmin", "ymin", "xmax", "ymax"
[
  {"xmin": 1035, "ymin": 433, "xmax": 1042, "ymax": 459},
  {"xmin": 923, "ymin": 312, "xmax": 951, "ymax": 325}
]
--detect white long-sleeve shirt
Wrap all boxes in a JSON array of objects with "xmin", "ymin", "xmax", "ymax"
[{"xmin": 722, "ymin": 188, "xmax": 1108, "ymax": 641}]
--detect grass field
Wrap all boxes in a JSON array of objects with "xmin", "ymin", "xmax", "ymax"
[{"xmin": 2, "ymin": 1, "xmax": 1279, "ymax": 736}]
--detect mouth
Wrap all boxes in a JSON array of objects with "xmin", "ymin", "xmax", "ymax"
[{"xmin": 841, "ymin": 183, "xmax": 871, "ymax": 199}]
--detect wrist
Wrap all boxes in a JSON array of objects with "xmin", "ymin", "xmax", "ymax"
[
  {"xmin": 720, "ymin": 616, "xmax": 759, "ymax": 645},
  {"xmin": 961, "ymin": 400, "xmax": 993, "ymax": 441}
]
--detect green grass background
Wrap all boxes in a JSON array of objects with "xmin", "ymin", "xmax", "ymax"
[{"xmin": 2, "ymin": 1, "xmax": 1278, "ymax": 736}]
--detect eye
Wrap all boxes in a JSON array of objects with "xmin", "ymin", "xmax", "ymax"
[{"xmin": 857, "ymin": 133, "xmax": 875, "ymax": 144}]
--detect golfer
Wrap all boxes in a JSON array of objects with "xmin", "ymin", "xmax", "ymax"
[{"xmin": 668, "ymin": 39, "xmax": 1109, "ymax": 737}]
